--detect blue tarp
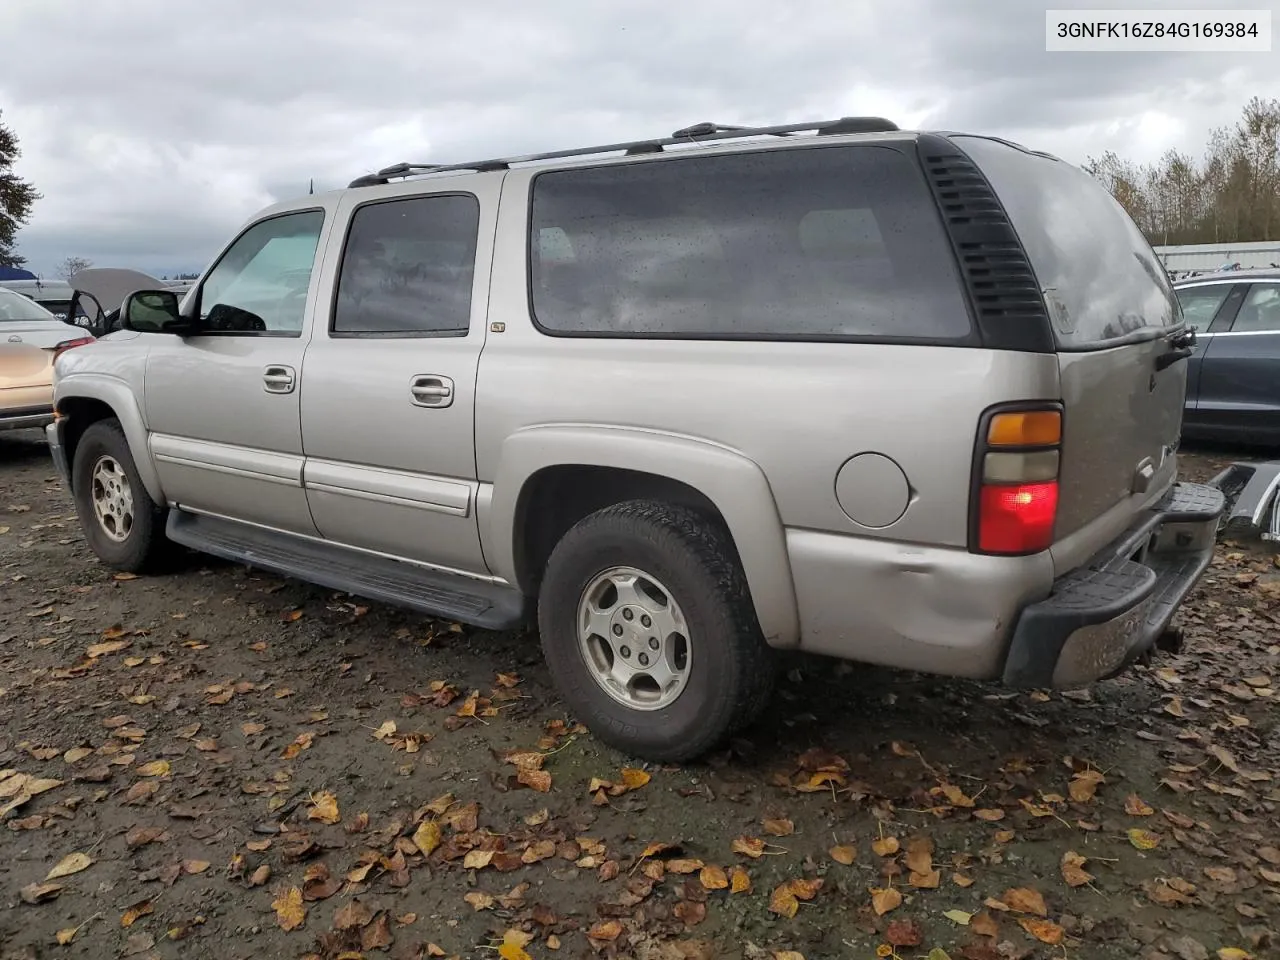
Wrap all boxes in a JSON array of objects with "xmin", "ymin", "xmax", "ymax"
[{"xmin": 0, "ymin": 266, "xmax": 37, "ymax": 281}]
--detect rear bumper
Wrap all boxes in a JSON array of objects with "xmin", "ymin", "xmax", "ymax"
[
  {"xmin": 46, "ymin": 419, "xmax": 70, "ymax": 486},
  {"xmin": 0, "ymin": 405, "xmax": 54, "ymax": 432},
  {"xmin": 1002, "ymin": 481, "xmax": 1224, "ymax": 688}
]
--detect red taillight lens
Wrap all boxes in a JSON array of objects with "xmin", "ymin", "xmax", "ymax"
[
  {"xmin": 978, "ymin": 481, "xmax": 1059, "ymax": 554},
  {"xmin": 52, "ymin": 336, "xmax": 95, "ymax": 361}
]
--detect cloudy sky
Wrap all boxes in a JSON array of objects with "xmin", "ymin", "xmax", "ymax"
[{"xmin": 3, "ymin": 0, "xmax": 1277, "ymax": 278}]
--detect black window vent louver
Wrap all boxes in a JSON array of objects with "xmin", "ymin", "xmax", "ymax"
[{"xmin": 917, "ymin": 136, "xmax": 1054, "ymax": 353}]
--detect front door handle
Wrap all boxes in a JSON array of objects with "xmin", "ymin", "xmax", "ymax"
[
  {"xmin": 263, "ymin": 364, "xmax": 296, "ymax": 394},
  {"xmin": 410, "ymin": 375, "xmax": 454, "ymax": 408}
]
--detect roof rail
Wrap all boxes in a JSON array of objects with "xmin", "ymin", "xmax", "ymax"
[{"xmin": 346, "ymin": 116, "xmax": 900, "ymax": 187}]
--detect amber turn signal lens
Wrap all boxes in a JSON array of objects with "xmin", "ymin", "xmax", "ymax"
[{"xmin": 987, "ymin": 410, "xmax": 1061, "ymax": 447}]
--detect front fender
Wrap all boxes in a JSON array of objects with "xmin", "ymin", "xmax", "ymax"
[
  {"xmin": 487, "ymin": 424, "xmax": 800, "ymax": 648},
  {"xmin": 54, "ymin": 373, "xmax": 164, "ymax": 504}
]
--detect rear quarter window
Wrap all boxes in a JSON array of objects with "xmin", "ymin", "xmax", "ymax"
[
  {"xmin": 528, "ymin": 145, "xmax": 973, "ymax": 343},
  {"xmin": 955, "ymin": 136, "xmax": 1178, "ymax": 349}
]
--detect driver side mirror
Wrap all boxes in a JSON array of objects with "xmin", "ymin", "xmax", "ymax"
[{"xmin": 120, "ymin": 290, "xmax": 190, "ymax": 334}]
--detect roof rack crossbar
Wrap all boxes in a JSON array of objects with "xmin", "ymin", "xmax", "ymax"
[{"xmin": 347, "ymin": 117, "xmax": 899, "ymax": 187}]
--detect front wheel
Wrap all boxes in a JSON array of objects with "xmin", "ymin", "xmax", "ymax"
[
  {"xmin": 537, "ymin": 500, "xmax": 775, "ymax": 762},
  {"xmin": 71, "ymin": 420, "xmax": 172, "ymax": 573}
]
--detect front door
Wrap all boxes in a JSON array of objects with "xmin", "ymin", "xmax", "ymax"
[
  {"xmin": 299, "ymin": 184, "xmax": 496, "ymax": 575},
  {"xmin": 144, "ymin": 207, "xmax": 332, "ymax": 533}
]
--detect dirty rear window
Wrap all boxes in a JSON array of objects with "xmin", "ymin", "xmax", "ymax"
[
  {"xmin": 528, "ymin": 145, "xmax": 972, "ymax": 342},
  {"xmin": 956, "ymin": 136, "xmax": 1178, "ymax": 349}
]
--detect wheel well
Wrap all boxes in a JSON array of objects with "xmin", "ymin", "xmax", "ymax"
[
  {"xmin": 59, "ymin": 397, "xmax": 118, "ymax": 490},
  {"xmin": 513, "ymin": 465, "xmax": 732, "ymax": 596}
]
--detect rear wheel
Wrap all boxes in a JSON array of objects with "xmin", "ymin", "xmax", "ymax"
[
  {"xmin": 537, "ymin": 500, "xmax": 774, "ymax": 762},
  {"xmin": 72, "ymin": 420, "xmax": 172, "ymax": 573}
]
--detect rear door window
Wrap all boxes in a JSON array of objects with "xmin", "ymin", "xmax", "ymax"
[
  {"xmin": 955, "ymin": 136, "xmax": 1178, "ymax": 349},
  {"xmin": 1230, "ymin": 283, "xmax": 1280, "ymax": 332},
  {"xmin": 528, "ymin": 145, "xmax": 972, "ymax": 342}
]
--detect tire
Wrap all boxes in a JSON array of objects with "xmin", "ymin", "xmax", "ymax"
[
  {"xmin": 537, "ymin": 499, "xmax": 775, "ymax": 762},
  {"xmin": 71, "ymin": 419, "xmax": 171, "ymax": 573}
]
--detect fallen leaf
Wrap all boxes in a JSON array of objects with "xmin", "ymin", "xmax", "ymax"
[
  {"xmin": 282, "ymin": 733, "xmax": 314, "ymax": 760},
  {"xmin": 1207, "ymin": 744, "xmax": 1240, "ymax": 774},
  {"xmin": 1018, "ymin": 918, "xmax": 1065, "ymax": 945},
  {"xmin": 700, "ymin": 865, "xmax": 729, "ymax": 890},
  {"xmin": 137, "ymin": 760, "xmax": 170, "ymax": 778},
  {"xmin": 19, "ymin": 882, "xmax": 62, "ymax": 905},
  {"xmin": 666, "ymin": 859, "xmax": 704, "ymax": 874},
  {"xmin": 464, "ymin": 849, "xmax": 495, "ymax": 870},
  {"xmin": 886, "ymin": 918, "xmax": 923, "ymax": 946},
  {"xmin": 120, "ymin": 900, "xmax": 154, "ymax": 928},
  {"xmin": 943, "ymin": 909, "xmax": 972, "ymax": 925},
  {"xmin": 973, "ymin": 808, "xmax": 1005, "ymax": 822},
  {"xmin": 762, "ymin": 817, "xmax": 794, "ymax": 837},
  {"xmin": 729, "ymin": 866, "xmax": 751, "ymax": 893},
  {"xmin": 971, "ymin": 911, "xmax": 999, "ymax": 937},
  {"xmin": 732, "ymin": 836, "xmax": 766, "ymax": 859},
  {"xmin": 361, "ymin": 912, "xmax": 393, "ymax": 952},
  {"xmin": 587, "ymin": 920, "xmax": 623, "ymax": 942},
  {"xmin": 307, "ymin": 791, "xmax": 340, "ymax": 825},
  {"xmin": 248, "ymin": 865, "xmax": 271, "ymax": 887},
  {"xmin": 769, "ymin": 884, "xmax": 800, "ymax": 919},
  {"xmin": 829, "ymin": 845, "xmax": 856, "ymax": 865},
  {"xmin": 62, "ymin": 747, "xmax": 93, "ymax": 764},
  {"xmin": 909, "ymin": 869, "xmax": 941, "ymax": 889},
  {"xmin": 46, "ymin": 852, "xmax": 93, "ymax": 880},
  {"xmin": 334, "ymin": 898, "xmax": 374, "ymax": 930},
  {"xmin": 517, "ymin": 768, "xmax": 552, "ymax": 793},
  {"xmin": 1124, "ymin": 793, "xmax": 1154, "ymax": 817},
  {"xmin": 871, "ymin": 887, "xmax": 902, "ymax": 916},
  {"xmin": 620, "ymin": 767, "xmax": 651, "ymax": 790},
  {"xmin": 1001, "ymin": 887, "xmax": 1047, "ymax": 917},
  {"xmin": 464, "ymin": 892, "xmax": 495, "ymax": 911},
  {"xmin": 1128, "ymin": 828, "xmax": 1161, "ymax": 850},
  {"xmin": 272, "ymin": 887, "xmax": 305, "ymax": 931},
  {"xmin": 872, "ymin": 836, "xmax": 900, "ymax": 857},
  {"xmin": 1217, "ymin": 949, "xmax": 1255, "ymax": 959},
  {"xmin": 1068, "ymin": 769, "xmax": 1105, "ymax": 802},
  {"xmin": 1061, "ymin": 851, "xmax": 1094, "ymax": 887},
  {"xmin": 412, "ymin": 819, "xmax": 441, "ymax": 856}
]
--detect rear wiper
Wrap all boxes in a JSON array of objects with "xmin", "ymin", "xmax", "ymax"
[{"xmin": 1155, "ymin": 327, "xmax": 1196, "ymax": 372}]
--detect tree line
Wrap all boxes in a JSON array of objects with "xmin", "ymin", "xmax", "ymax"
[{"xmin": 1085, "ymin": 97, "xmax": 1280, "ymax": 247}]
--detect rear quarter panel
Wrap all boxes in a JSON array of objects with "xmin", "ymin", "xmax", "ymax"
[{"xmin": 476, "ymin": 168, "xmax": 1062, "ymax": 577}]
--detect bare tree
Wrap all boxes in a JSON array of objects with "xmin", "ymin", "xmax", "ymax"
[
  {"xmin": 57, "ymin": 256, "xmax": 93, "ymax": 280},
  {"xmin": 1084, "ymin": 99, "xmax": 1280, "ymax": 246}
]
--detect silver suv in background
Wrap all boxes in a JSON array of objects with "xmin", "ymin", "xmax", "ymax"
[{"xmin": 48, "ymin": 118, "xmax": 1223, "ymax": 761}]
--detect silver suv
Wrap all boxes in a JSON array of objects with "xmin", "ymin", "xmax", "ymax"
[{"xmin": 48, "ymin": 118, "xmax": 1223, "ymax": 761}]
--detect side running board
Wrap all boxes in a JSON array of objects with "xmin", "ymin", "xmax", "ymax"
[{"xmin": 166, "ymin": 511, "xmax": 530, "ymax": 631}]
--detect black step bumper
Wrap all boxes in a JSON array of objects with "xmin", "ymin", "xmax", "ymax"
[{"xmin": 1002, "ymin": 482, "xmax": 1224, "ymax": 688}]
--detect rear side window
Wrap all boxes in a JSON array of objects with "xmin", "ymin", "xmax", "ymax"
[
  {"xmin": 528, "ymin": 145, "xmax": 972, "ymax": 342},
  {"xmin": 333, "ymin": 194, "xmax": 479, "ymax": 338},
  {"xmin": 956, "ymin": 136, "xmax": 1177, "ymax": 349}
]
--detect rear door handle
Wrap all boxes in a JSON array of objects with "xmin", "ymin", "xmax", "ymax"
[
  {"xmin": 263, "ymin": 364, "xmax": 296, "ymax": 394},
  {"xmin": 410, "ymin": 375, "xmax": 454, "ymax": 408}
]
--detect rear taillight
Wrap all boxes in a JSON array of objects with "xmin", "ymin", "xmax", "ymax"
[
  {"xmin": 52, "ymin": 336, "xmax": 95, "ymax": 361},
  {"xmin": 973, "ymin": 406, "xmax": 1062, "ymax": 555}
]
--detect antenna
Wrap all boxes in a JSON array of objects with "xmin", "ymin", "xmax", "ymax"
[{"xmin": 308, "ymin": 179, "xmax": 314, "ymax": 195}]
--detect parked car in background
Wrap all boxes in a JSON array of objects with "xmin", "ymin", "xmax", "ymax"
[
  {"xmin": 0, "ymin": 287, "xmax": 94, "ymax": 431},
  {"xmin": 64, "ymin": 268, "xmax": 182, "ymax": 337},
  {"xmin": 48, "ymin": 118, "xmax": 1222, "ymax": 760},
  {"xmin": 1175, "ymin": 268, "xmax": 1280, "ymax": 444},
  {"xmin": 0, "ymin": 278, "xmax": 76, "ymax": 321}
]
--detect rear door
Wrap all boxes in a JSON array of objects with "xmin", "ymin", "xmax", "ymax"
[
  {"xmin": 1172, "ymin": 281, "xmax": 1245, "ymax": 436},
  {"xmin": 955, "ymin": 137, "xmax": 1188, "ymax": 563},
  {"xmin": 1195, "ymin": 280, "xmax": 1280, "ymax": 442}
]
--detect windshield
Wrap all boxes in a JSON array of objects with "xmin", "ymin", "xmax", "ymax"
[{"xmin": 0, "ymin": 287, "xmax": 59, "ymax": 322}]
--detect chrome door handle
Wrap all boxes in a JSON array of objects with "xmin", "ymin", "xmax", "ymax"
[
  {"xmin": 263, "ymin": 364, "xmax": 296, "ymax": 394},
  {"xmin": 410, "ymin": 375, "xmax": 454, "ymax": 408}
]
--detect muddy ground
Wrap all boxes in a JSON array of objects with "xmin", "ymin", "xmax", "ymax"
[{"xmin": 1, "ymin": 431, "xmax": 1277, "ymax": 960}]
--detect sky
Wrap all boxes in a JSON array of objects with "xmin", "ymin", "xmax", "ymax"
[{"xmin": 2, "ymin": 0, "xmax": 1278, "ymax": 278}]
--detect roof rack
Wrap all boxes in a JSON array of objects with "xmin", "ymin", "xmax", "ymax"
[{"xmin": 347, "ymin": 116, "xmax": 900, "ymax": 187}]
